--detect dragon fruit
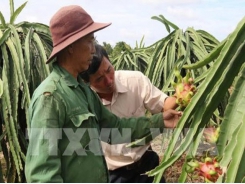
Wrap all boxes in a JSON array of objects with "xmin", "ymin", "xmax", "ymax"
[
  {"xmin": 203, "ymin": 126, "xmax": 220, "ymax": 144},
  {"xmin": 187, "ymin": 157, "xmax": 223, "ymax": 183},
  {"xmin": 172, "ymin": 69, "xmax": 196, "ymax": 109},
  {"xmin": 198, "ymin": 157, "xmax": 223, "ymax": 182}
]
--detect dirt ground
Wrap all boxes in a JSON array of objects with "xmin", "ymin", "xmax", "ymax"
[{"xmin": 151, "ymin": 134, "xmax": 217, "ymax": 183}]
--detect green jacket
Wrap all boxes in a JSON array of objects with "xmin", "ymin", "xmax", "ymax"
[{"xmin": 25, "ymin": 64, "xmax": 164, "ymax": 183}]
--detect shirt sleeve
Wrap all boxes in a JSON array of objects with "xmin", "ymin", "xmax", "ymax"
[
  {"xmin": 25, "ymin": 94, "xmax": 65, "ymax": 183},
  {"xmin": 139, "ymin": 72, "xmax": 168, "ymax": 114},
  {"xmin": 92, "ymin": 92, "xmax": 164, "ymax": 144}
]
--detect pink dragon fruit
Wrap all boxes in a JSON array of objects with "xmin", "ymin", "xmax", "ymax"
[
  {"xmin": 187, "ymin": 157, "xmax": 223, "ymax": 183},
  {"xmin": 172, "ymin": 69, "xmax": 197, "ymax": 109},
  {"xmin": 198, "ymin": 157, "xmax": 223, "ymax": 182}
]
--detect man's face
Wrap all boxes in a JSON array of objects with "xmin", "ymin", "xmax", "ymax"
[
  {"xmin": 71, "ymin": 33, "xmax": 96, "ymax": 73},
  {"xmin": 89, "ymin": 57, "xmax": 115, "ymax": 94}
]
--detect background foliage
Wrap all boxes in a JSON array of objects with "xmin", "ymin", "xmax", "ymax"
[
  {"xmin": 0, "ymin": 0, "xmax": 244, "ymax": 182},
  {"xmin": 0, "ymin": 0, "xmax": 52, "ymax": 182}
]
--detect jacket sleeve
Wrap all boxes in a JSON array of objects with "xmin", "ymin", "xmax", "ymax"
[
  {"xmin": 92, "ymin": 91, "xmax": 164, "ymax": 144},
  {"xmin": 25, "ymin": 94, "xmax": 65, "ymax": 183}
]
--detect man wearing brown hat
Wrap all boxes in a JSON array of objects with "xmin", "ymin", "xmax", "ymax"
[{"xmin": 24, "ymin": 5, "xmax": 182, "ymax": 183}]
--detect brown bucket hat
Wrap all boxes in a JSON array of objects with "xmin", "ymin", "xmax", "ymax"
[{"xmin": 46, "ymin": 5, "xmax": 111, "ymax": 64}]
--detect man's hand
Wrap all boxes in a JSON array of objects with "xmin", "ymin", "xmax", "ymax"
[
  {"xmin": 163, "ymin": 96, "xmax": 178, "ymax": 111},
  {"xmin": 163, "ymin": 109, "xmax": 182, "ymax": 128}
]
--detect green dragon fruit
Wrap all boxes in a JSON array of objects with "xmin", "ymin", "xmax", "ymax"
[{"xmin": 172, "ymin": 69, "xmax": 196, "ymax": 109}]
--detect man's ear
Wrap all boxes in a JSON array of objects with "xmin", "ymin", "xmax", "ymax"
[{"xmin": 67, "ymin": 44, "xmax": 73, "ymax": 54}]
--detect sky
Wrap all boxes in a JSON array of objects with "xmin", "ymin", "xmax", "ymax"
[{"xmin": 0, "ymin": 0, "xmax": 245, "ymax": 47}]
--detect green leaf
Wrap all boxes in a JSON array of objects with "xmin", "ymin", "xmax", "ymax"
[
  {"xmin": 0, "ymin": 28, "xmax": 10, "ymax": 46},
  {"xmin": 9, "ymin": 0, "xmax": 14, "ymax": 17},
  {"xmin": 217, "ymin": 65, "xmax": 245, "ymax": 154},
  {"xmin": 159, "ymin": 14, "xmax": 179, "ymax": 30},
  {"xmin": 18, "ymin": 22, "xmax": 51, "ymax": 36},
  {"xmin": 151, "ymin": 15, "xmax": 170, "ymax": 33},
  {"xmin": 33, "ymin": 32, "xmax": 50, "ymax": 75},
  {"xmin": 223, "ymin": 119, "xmax": 245, "ymax": 183},
  {"xmin": 149, "ymin": 16, "xmax": 245, "ymax": 181},
  {"xmin": 2, "ymin": 57, "xmax": 22, "ymax": 182},
  {"xmin": 235, "ymin": 152, "xmax": 245, "ymax": 183},
  {"xmin": 24, "ymin": 28, "xmax": 34, "ymax": 81},
  {"xmin": 183, "ymin": 40, "xmax": 226, "ymax": 69},
  {"xmin": 0, "ymin": 79, "xmax": 3, "ymax": 98},
  {"xmin": 0, "ymin": 11, "xmax": 6, "ymax": 27},
  {"xmin": 197, "ymin": 29, "xmax": 220, "ymax": 45},
  {"xmin": 8, "ymin": 24, "xmax": 31, "ymax": 105},
  {"xmin": 177, "ymin": 128, "xmax": 204, "ymax": 183},
  {"xmin": 10, "ymin": 1, "xmax": 28, "ymax": 24}
]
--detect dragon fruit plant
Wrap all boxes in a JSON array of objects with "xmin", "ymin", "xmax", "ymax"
[
  {"xmin": 172, "ymin": 69, "xmax": 197, "ymax": 109},
  {"xmin": 186, "ymin": 157, "xmax": 223, "ymax": 183},
  {"xmin": 0, "ymin": 78, "xmax": 3, "ymax": 98}
]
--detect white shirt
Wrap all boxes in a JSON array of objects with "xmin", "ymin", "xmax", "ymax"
[{"xmin": 100, "ymin": 70, "xmax": 168, "ymax": 170}]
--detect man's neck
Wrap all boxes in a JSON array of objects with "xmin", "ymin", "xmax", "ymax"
[
  {"xmin": 97, "ymin": 92, "xmax": 113, "ymax": 102},
  {"xmin": 57, "ymin": 56, "xmax": 78, "ymax": 79}
]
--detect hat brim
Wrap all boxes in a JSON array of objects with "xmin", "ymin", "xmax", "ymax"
[{"xmin": 46, "ymin": 22, "xmax": 111, "ymax": 64}]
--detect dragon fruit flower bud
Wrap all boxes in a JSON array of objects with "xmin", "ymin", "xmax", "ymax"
[
  {"xmin": 203, "ymin": 127, "xmax": 220, "ymax": 144},
  {"xmin": 173, "ymin": 69, "xmax": 197, "ymax": 108}
]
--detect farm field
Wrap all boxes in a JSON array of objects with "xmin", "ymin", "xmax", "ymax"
[{"xmin": 151, "ymin": 133, "xmax": 217, "ymax": 183}]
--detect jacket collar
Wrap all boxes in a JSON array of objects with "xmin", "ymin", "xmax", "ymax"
[{"xmin": 52, "ymin": 63, "xmax": 80, "ymax": 88}]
